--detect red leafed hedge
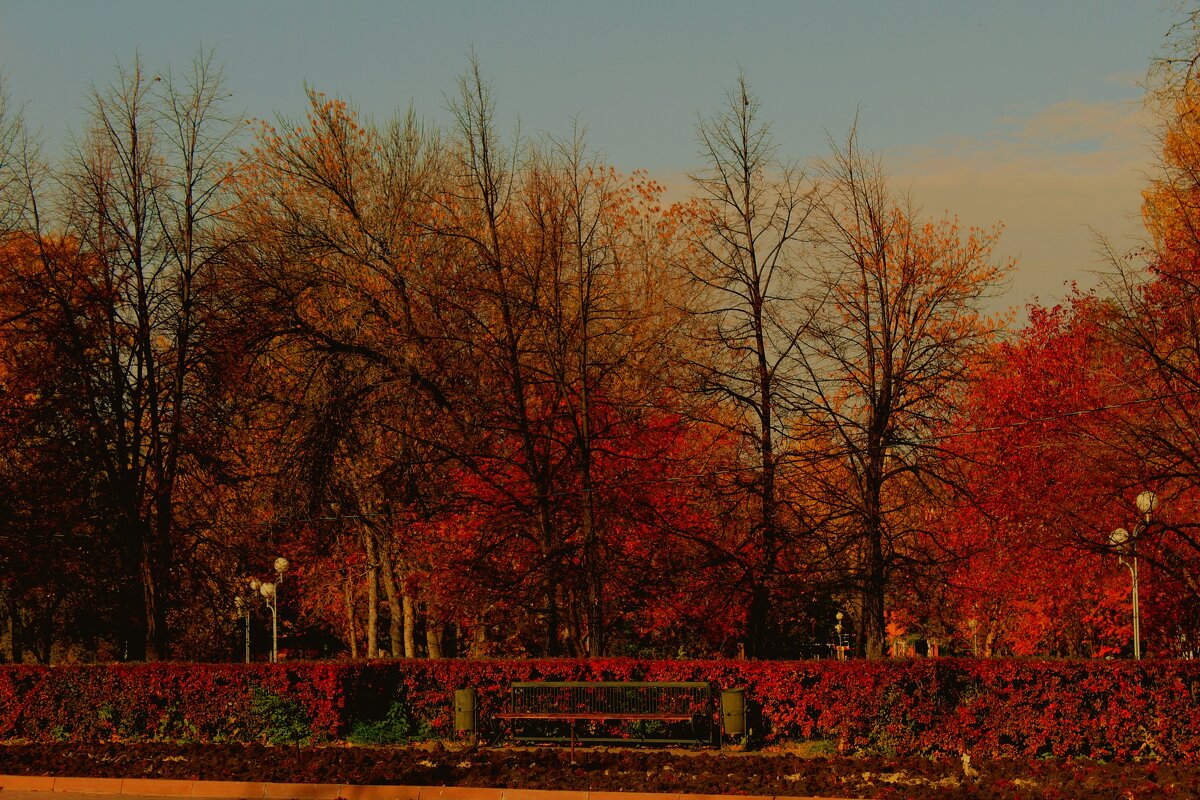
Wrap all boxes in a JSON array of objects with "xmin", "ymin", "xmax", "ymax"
[{"xmin": 2, "ymin": 658, "xmax": 1199, "ymax": 761}]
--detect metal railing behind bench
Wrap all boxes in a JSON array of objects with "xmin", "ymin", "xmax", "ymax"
[{"xmin": 494, "ymin": 680, "xmax": 714, "ymax": 749}]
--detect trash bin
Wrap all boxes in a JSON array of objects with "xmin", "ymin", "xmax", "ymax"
[
  {"xmin": 720, "ymin": 687, "xmax": 746, "ymax": 736},
  {"xmin": 454, "ymin": 687, "xmax": 476, "ymax": 735}
]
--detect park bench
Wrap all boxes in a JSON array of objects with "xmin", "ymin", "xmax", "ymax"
[{"xmin": 494, "ymin": 680, "xmax": 715, "ymax": 750}]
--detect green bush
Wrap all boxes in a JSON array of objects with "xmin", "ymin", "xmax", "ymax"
[
  {"xmin": 249, "ymin": 686, "xmax": 312, "ymax": 745},
  {"xmin": 346, "ymin": 700, "xmax": 414, "ymax": 744}
]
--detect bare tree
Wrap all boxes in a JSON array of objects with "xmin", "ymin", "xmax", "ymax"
[
  {"xmin": 437, "ymin": 58, "xmax": 575, "ymax": 654},
  {"xmin": 799, "ymin": 126, "xmax": 1010, "ymax": 657},
  {"xmin": 0, "ymin": 53, "xmax": 242, "ymax": 660},
  {"xmin": 0, "ymin": 77, "xmax": 32, "ymax": 238},
  {"xmin": 683, "ymin": 74, "xmax": 817, "ymax": 657}
]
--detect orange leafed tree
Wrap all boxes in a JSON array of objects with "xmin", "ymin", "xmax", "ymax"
[
  {"xmin": 798, "ymin": 127, "xmax": 1013, "ymax": 658},
  {"xmin": 927, "ymin": 298, "xmax": 1140, "ymax": 657},
  {"xmin": 1090, "ymin": 18, "xmax": 1200, "ymax": 650}
]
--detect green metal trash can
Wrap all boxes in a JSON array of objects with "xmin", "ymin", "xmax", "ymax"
[
  {"xmin": 454, "ymin": 687, "xmax": 477, "ymax": 735},
  {"xmin": 720, "ymin": 687, "xmax": 746, "ymax": 736}
]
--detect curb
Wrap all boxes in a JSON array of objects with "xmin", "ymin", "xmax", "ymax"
[{"xmin": 0, "ymin": 776, "xmax": 838, "ymax": 800}]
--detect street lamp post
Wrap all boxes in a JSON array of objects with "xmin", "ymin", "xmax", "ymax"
[
  {"xmin": 1110, "ymin": 490, "xmax": 1157, "ymax": 660},
  {"xmin": 247, "ymin": 555, "xmax": 290, "ymax": 664},
  {"xmin": 235, "ymin": 595, "xmax": 250, "ymax": 664},
  {"xmin": 835, "ymin": 611, "xmax": 847, "ymax": 661},
  {"xmin": 248, "ymin": 578, "xmax": 263, "ymax": 660},
  {"xmin": 260, "ymin": 581, "xmax": 278, "ymax": 663}
]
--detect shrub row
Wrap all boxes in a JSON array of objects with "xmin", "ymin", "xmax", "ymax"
[{"xmin": 1, "ymin": 658, "xmax": 1198, "ymax": 760}]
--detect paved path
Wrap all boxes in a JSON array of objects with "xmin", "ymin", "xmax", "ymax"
[{"xmin": 0, "ymin": 776, "xmax": 842, "ymax": 800}]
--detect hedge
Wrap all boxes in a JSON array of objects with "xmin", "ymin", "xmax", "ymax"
[{"xmin": 1, "ymin": 658, "xmax": 1198, "ymax": 761}]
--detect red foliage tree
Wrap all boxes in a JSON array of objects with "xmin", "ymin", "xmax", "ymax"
[{"xmin": 924, "ymin": 296, "xmax": 1174, "ymax": 656}]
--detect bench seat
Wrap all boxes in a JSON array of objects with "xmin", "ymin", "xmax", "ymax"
[{"xmin": 494, "ymin": 680, "xmax": 714, "ymax": 748}]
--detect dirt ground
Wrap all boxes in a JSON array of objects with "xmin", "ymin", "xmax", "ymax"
[{"xmin": 0, "ymin": 741, "xmax": 1195, "ymax": 799}]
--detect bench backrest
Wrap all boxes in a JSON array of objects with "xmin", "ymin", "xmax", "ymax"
[{"xmin": 508, "ymin": 681, "xmax": 712, "ymax": 716}]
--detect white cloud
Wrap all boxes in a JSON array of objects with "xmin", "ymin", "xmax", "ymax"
[
  {"xmin": 889, "ymin": 100, "xmax": 1157, "ymax": 312},
  {"xmin": 650, "ymin": 100, "xmax": 1158, "ymax": 316}
]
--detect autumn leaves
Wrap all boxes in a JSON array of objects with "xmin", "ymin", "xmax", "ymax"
[{"xmin": 0, "ymin": 47, "xmax": 1189, "ymax": 664}]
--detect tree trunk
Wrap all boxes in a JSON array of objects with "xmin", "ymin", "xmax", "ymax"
[
  {"xmin": 470, "ymin": 619, "xmax": 488, "ymax": 657},
  {"xmin": 343, "ymin": 571, "xmax": 358, "ymax": 659},
  {"xmin": 861, "ymin": 524, "xmax": 887, "ymax": 659},
  {"xmin": 117, "ymin": 523, "xmax": 148, "ymax": 662},
  {"xmin": 541, "ymin": 514, "xmax": 562, "ymax": 656},
  {"xmin": 747, "ymin": 580, "xmax": 769, "ymax": 659},
  {"xmin": 580, "ymin": 470, "xmax": 602, "ymax": 656},
  {"xmin": 141, "ymin": 535, "xmax": 164, "ymax": 661},
  {"xmin": 364, "ymin": 531, "xmax": 379, "ymax": 658},
  {"xmin": 402, "ymin": 593, "xmax": 416, "ymax": 658},
  {"xmin": 5, "ymin": 596, "xmax": 22, "ymax": 664},
  {"xmin": 426, "ymin": 610, "xmax": 444, "ymax": 659},
  {"xmin": 149, "ymin": 488, "xmax": 177, "ymax": 661},
  {"xmin": 32, "ymin": 596, "xmax": 61, "ymax": 665},
  {"xmin": 375, "ymin": 538, "xmax": 404, "ymax": 658}
]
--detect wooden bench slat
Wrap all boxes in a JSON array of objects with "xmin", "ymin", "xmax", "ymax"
[
  {"xmin": 507, "ymin": 681, "xmax": 711, "ymax": 688},
  {"xmin": 495, "ymin": 712, "xmax": 695, "ymax": 721}
]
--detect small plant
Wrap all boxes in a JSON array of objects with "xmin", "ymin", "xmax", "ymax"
[
  {"xmin": 628, "ymin": 718, "xmax": 668, "ymax": 740},
  {"xmin": 413, "ymin": 718, "xmax": 436, "ymax": 741},
  {"xmin": 249, "ymin": 687, "xmax": 312, "ymax": 745},
  {"xmin": 95, "ymin": 702, "xmax": 117, "ymax": 734},
  {"xmin": 794, "ymin": 738, "xmax": 838, "ymax": 757},
  {"xmin": 346, "ymin": 700, "xmax": 414, "ymax": 745},
  {"xmin": 155, "ymin": 704, "xmax": 201, "ymax": 743}
]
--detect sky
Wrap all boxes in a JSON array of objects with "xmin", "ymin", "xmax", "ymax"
[{"xmin": 0, "ymin": 0, "xmax": 1178, "ymax": 313}]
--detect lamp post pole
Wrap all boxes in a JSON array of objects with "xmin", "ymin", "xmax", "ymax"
[
  {"xmin": 250, "ymin": 557, "xmax": 289, "ymax": 663},
  {"xmin": 261, "ymin": 582, "xmax": 278, "ymax": 663},
  {"xmin": 273, "ymin": 558, "xmax": 288, "ymax": 661},
  {"xmin": 1110, "ymin": 491, "xmax": 1157, "ymax": 660},
  {"xmin": 235, "ymin": 596, "xmax": 250, "ymax": 664},
  {"xmin": 835, "ymin": 611, "xmax": 846, "ymax": 661}
]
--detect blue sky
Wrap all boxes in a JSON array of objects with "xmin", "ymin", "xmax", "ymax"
[{"xmin": 0, "ymin": 0, "xmax": 1177, "ymax": 310}]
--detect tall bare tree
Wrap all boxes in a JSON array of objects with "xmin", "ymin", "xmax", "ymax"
[
  {"xmin": 0, "ymin": 53, "xmax": 242, "ymax": 659},
  {"xmin": 683, "ymin": 74, "xmax": 817, "ymax": 657},
  {"xmin": 799, "ymin": 127, "xmax": 1010, "ymax": 658},
  {"xmin": 437, "ymin": 58, "xmax": 574, "ymax": 654}
]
